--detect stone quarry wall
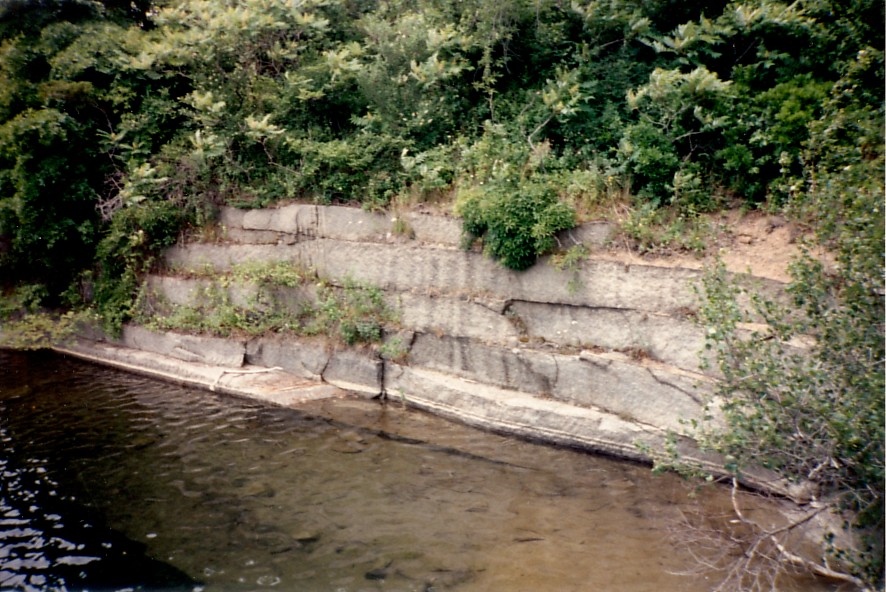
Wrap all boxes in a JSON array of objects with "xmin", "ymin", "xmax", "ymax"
[{"xmin": 100, "ymin": 204, "xmax": 789, "ymax": 480}]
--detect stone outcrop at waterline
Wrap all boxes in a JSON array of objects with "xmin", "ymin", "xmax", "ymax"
[{"xmin": 60, "ymin": 204, "xmax": 795, "ymax": 493}]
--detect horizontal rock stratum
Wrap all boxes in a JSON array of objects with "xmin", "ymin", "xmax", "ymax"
[{"xmin": 63, "ymin": 204, "xmax": 797, "ymax": 495}]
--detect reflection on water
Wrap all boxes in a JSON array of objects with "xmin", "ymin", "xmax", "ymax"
[
  {"xmin": 0, "ymin": 439, "xmax": 196, "ymax": 591},
  {"xmin": 0, "ymin": 350, "xmax": 834, "ymax": 591}
]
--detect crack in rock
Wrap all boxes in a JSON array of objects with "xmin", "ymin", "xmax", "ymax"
[{"xmin": 644, "ymin": 366, "xmax": 704, "ymax": 406}]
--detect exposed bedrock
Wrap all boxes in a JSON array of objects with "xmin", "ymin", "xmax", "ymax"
[
  {"xmin": 111, "ymin": 205, "xmax": 799, "ymax": 477},
  {"xmin": 164, "ymin": 239, "xmax": 705, "ymax": 314}
]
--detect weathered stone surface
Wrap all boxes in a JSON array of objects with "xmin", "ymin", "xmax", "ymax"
[
  {"xmin": 316, "ymin": 205, "xmax": 391, "ymax": 241},
  {"xmin": 396, "ymin": 292, "xmax": 519, "ymax": 343},
  {"xmin": 165, "ymin": 243, "xmax": 302, "ymax": 272},
  {"xmin": 384, "ymin": 364, "xmax": 678, "ymax": 462},
  {"xmin": 146, "ymin": 275, "xmax": 257, "ymax": 309},
  {"xmin": 408, "ymin": 333, "xmax": 552, "ymax": 395},
  {"xmin": 407, "ymin": 333, "xmax": 710, "ymax": 431},
  {"xmin": 308, "ymin": 239, "xmax": 708, "ymax": 313},
  {"xmin": 241, "ymin": 207, "xmax": 278, "ymax": 231},
  {"xmin": 146, "ymin": 271, "xmax": 529, "ymax": 350},
  {"xmin": 165, "ymin": 240, "xmax": 705, "ymax": 313},
  {"xmin": 383, "ymin": 364, "xmax": 795, "ymax": 497},
  {"xmin": 556, "ymin": 350, "xmax": 711, "ymax": 431},
  {"xmin": 557, "ymin": 221, "xmax": 615, "ymax": 249},
  {"xmin": 146, "ymin": 275, "xmax": 316, "ymax": 314},
  {"xmin": 147, "ymin": 270, "xmax": 703, "ymax": 373},
  {"xmin": 246, "ymin": 337, "xmax": 330, "ymax": 381},
  {"xmin": 245, "ymin": 337, "xmax": 382, "ymax": 396},
  {"xmin": 225, "ymin": 227, "xmax": 283, "ymax": 244},
  {"xmin": 221, "ymin": 205, "xmax": 616, "ymax": 250},
  {"xmin": 509, "ymin": 300, "xmax": 708, "ymax": 372},
  {"xmin": 146, "ymin": 275, "xmax": 209, "ymax": 306},
  {"xmin": 121, "ymin": 325, "xmax": 246, "ymax": 367},
  {"xmin": 228, "ymin": 205, "xmax": 450, "ymax": 246},
  {"xmin": 322, "ymin": 348, "xmax": 383, "ymax": 396},
  {"xmin": 219, "ymin": 206, "xmax": 246, "ymax": 229},
  {"xmin": 240, "ymin": 204, "xmax": 392, "ymax": 242},
  {"xmin": 58, "ymin": 339, "xmax": 343, "ymax": 406},
  {"xmin": 402, "ymin": 212, "xmax": 462, "ymax": 246}
]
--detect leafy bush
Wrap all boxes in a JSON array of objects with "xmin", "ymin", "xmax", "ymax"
[
  {"xmin": 0, "ymin": 284, "xmax": 48, "ymax": 319},
  {"xmin": 458, "ymin": 179, "xmax": 575, "ymax": 271},
  {"xmin": 6, "ymin": 0, "xmax": 877, "ymax": 301},
  {"xmin": 695, "ymin": 253, "xmax": 883, "ymax": 586},
  {"xmin": 94, "ymin": 199, "xmax": 195, "ymax": 333},
  {"xmin": 0, "ymin": 283, "xmax": 98, "ymax": 349}
]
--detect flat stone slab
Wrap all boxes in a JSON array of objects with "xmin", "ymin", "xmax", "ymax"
[
  {"xmin": 219, "ymin": 205, "xmax": 615, "ymax": 250},
  {"xmin": 509, "ymin": 300, "xmax": 708, "ymax": 373},
  {"xmin": 56, "ymin": 340, "xmax": 346, "ymax": 407},
  {"xmin": 385, "ymin": 364, "xmax": 687, "ymax": 463},
  {"xmin": 122, "ymin": 324, "xmax": 247, "ymax": 367},
  {"xmin": 247, "ymin": 336, "xmax": 330, "ymax": 381},
  {"xmin": 383, "ymin": 364, "xmax": 799, "ymax": 499},
  {"xmin": 407, "ymin": 333, "xmax": 713, "ymax": 432},
  {"xmin": 145, "ymin": 275, "xmax": 518, "ymax": 346},
  {"xmin": 164, "ymin": 240, "xmax": 705, "ymax": 314}
]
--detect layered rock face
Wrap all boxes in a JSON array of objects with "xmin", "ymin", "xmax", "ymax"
[{"xmin": 115, "ymin": 203, "xmax": 757, "ymax": 467}]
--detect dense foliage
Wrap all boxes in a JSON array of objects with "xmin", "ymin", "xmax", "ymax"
[
  {"xmin": 1, "ymin": 0, "xmax": 881, "ymax": 292},
  {"xmin": 687, "ymin": 36, "xmax": 884, "ymax": 588},
  {"xmin": 0, "ymin": 1, "xmax": 882, "ymax": 586}
]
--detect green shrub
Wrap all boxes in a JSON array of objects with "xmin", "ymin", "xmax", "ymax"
[
  {"xmin": 654, "ymin": 47, "xmax": 885, "ymax": 586},
  {"xmin": 93, "ymin": 199, "xmax": 195, "ymax": 334},
  {"xmin": 0, "ymin": 283, "xmax": 48, "ymax": 319},
  {"xmin": 458, "ymin": 179, "xmax": 576, "ymax": 271}
]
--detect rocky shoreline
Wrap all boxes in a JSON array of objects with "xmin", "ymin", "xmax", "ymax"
[{"xmin": 49, "ymin": 204, "xmax": 806, "ymax": 497}]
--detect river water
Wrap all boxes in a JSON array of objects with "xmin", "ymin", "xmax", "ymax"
[{"xmin": 0, "ymin": 350, "xmax": 835, "ymax": 592}]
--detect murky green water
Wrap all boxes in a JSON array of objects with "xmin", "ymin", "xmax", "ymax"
[{"xmin": 0, "ymin": 350, "xmax": 834, "ymax": 591}]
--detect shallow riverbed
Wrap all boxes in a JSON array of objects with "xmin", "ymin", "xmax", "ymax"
[{"xmin": 0, "ymin": 350, "xmax": 833, "ymax": 591}]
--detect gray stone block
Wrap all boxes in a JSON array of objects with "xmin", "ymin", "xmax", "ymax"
[
  {"xmin": 246, "ymin": 337, "xmax": 330, "ymax": 380},
  {"xmin": 226, "ymin": 227, "xmax": 283, "ymax": 244},
  {"xmin": 509, "ymin": 300, "xmax": 708, "ymax": 372},
  {"xmin": 306, "ymin": 239, "xmax": 704, "ymax": 313},
  {"xmin": 164, "ymin": 243, "xmax": 303, "ymax": 272},
  {"xmin": 122, "ymin": 325, "xmax": 246, "ymax": 367},
  {"xmin": 396, "ymin": 292, "xmax": 519, "ymax": 343},
  {"xmin": 557, "ymin": 221, "xmax": 616, "ymax": 249},
  {"xmin": 408, "ymin": 333, "xmax": 554, "ymax": 395},
  {"xmin": 556, "ymin": 350, "xmax": 711, "ymax": 431},
  {"xmin": 163, "ymin": 239, "xmax": 709, "ymax": 315},
  {"xmin": 406, "ymin": 333, "xmax": 711, "ymax": 431},
  {"xmin": 322, "ymin": 348, "xmax": 383, "ymax": 396},
  {"xmin": 403, "ymin": 212, "xmax": 462, "ymax": 246},
  {"xmin": 384, "ymin": 364, "xmax": 674, "ymax": 462},
  {"xmin": 218, "ymin": 206, "xmax": 246, "ymax": 229}
]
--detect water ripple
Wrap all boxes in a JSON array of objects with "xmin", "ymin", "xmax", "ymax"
[{"xmin": 0, "ymin": 350, "xmax": 834, "ymax": 592}]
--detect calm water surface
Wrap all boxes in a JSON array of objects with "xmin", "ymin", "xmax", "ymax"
[{"xmin": 0, "ymin": 350, "xmax": 833, "ymax": 591}]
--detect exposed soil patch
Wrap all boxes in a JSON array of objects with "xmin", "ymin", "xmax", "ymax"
[{"xmin": 594, "ymin": 210, "xmax": 829, "ymax": 283}]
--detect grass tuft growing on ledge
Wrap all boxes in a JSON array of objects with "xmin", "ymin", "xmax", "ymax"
[{"xmin": 136, "ymin": 265, "xmax": 397, "ymax": 347}]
